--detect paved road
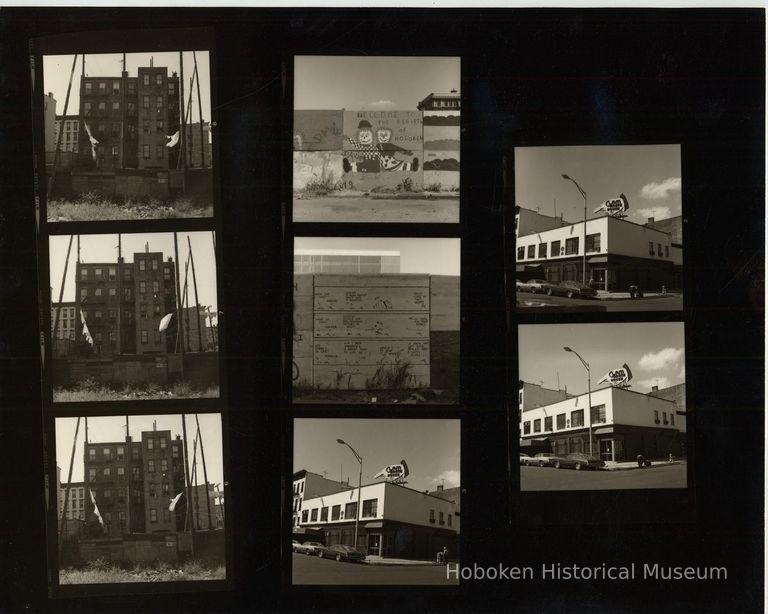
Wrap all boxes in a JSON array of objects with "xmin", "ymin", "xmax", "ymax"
[
  {"xmin": 293, "ymin": 197, "xmax": 459, "ymax": 223},
  {"xmin": 517, "ymin": 291, "xmax": 683, "ymax": 312},
  {"xmin": 520, "ymin": 463, "xmax": 687, "ymax": 491},
  {"xmin": 292, "ymin": 553, "xmax": 458, "ymax": 585}
]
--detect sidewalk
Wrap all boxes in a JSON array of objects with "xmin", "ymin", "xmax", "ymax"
[
  {"xmin": 602, "ymin": 460, "xmax": 684, "ymax": 471},
  {"xmin": 364, "ymin": 556, "xmax": 442, "ymax": 566},
  {"xmin": 596, "ymin": 291, "xmax": 679, "ymax": 301}
]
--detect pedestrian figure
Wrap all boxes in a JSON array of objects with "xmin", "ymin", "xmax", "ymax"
[
  {"xmin": 661, "ymin": 284, "xmax": 667, "ymax": 295},
  {"xmin": 442, "ymin": 546, "xmax": 449, "ymax": 563},
  {"xmin": 636, "ymin": 453, "xmax": 645, "ymax": 468},
  {"xmin": 629, "ymin": 284, "xmax": 637, "ymax": 299},
  {"xmin": 668, "ymin": 453, "xmax": 674, "ymax": 463},
  {"xmin": 436, "ymin": 550, "xmax": 444, "ymax": 564}
]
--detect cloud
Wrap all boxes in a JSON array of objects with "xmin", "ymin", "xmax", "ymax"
[
  {"xmin": 638, "ymin": 347, "xmax": 684, "ymax": 371},
  {"xmin": 365, "ymin": 99, "xmax": 395, "ymax": 109},
  {"xmin": 432, "ymin": 470, "xmax": 460, "ymax": 488},
  {"xmin": 636, "ymin": 206, "xmax": 671, "ymax": 221},
  {"xmin": 677, "ymin": 364, "xmax": 686, "ymax": 379},
  {"xmin": 636, "ymin": 377, "xmax": 670, "ymax": 391},
  {"xmin": 640, "ymin": 177, "xmax": 681, "ymax": 200}
]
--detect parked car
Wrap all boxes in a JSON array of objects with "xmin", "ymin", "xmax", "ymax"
[
  {"xmin": 526, "ymin": 279, "xmax": 550, "ymax": 294},
  {"xmin": 321, "ymin": 544, "xmax": 367, "ymax": 563},
  {"xmin": 531, "ymin": 452, "xmax": 557, "ymax": 467},
  {"xmin": 292, "ymin": 540, "xmax": 310, "ymax": 554},
  {"xmin": 303, "ymin": 541, "xmax": 325, "ymax": 555},
  {"xmin": 552, "ymin": 453, "xmax": 605, "ymax": 470},
  {"xmin": 558, "ymin": 280, "xmax": 598, "ymax": 299},
  {"xmin": 520, "ymin": 452, "xmax": 532, "ymax": 465}
]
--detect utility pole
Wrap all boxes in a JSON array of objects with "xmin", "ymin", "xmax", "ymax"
[
  {"xmin": 116, "ymin": 234, "xmax": 122, "ymax": 355},
  {"xmin": 178, "ymin": 52, "xmax": 187, "ymax": 194},
  {"xmin": 173, "ymin": 232, "xmax": 185, "ymax": 376},
  {"xmin": 193, "ymin": 51, "xmax": 206, "ymax": 168},
  {"xmin": 194, "ymin": 414, "xmax": 213, "ymax": 528},
  {"xmin": 181, "ymin": 414, "xmax": 195, "ymax": 554},
  {"xmin": 188, "ymin": 236, "xmax": 204, "ymax": 352},
  {"xmin": 51, "ymin": 235, "xmax": 74, "ymax": 346},
  {"xmin": 48, "ymin": 54, "xmax": 78, "ymax": 201},
  {"xmin": 124, "ymin": 415, "xmax": 131, "ymax": 535},
  {"xmin": 59, "ymin": 417, "xmax": 81, "ymax": 546}
]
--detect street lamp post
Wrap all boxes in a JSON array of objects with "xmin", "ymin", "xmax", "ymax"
[
  {"xmin": 336, "ymin": 438, "xmax": 363, "ymax": 552},
  {"xmin": 564, "ymin": 346, "xmax": 594, "ymax": 457},
  {"xmin": 561, "ymin": 174, "xmax": 588, "ymax": 286}
]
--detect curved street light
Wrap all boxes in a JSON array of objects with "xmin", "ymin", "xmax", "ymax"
[
  {"xmin": 336, "ymin": 438, "xmax": 363, "ymax": 552},
  {"xmin": 564, "ymin": 346, "xmax": 594, "ymax": 457},
  {"xmin": 561, "ymin": 174, "xmax": 588, "ymax": 285}
]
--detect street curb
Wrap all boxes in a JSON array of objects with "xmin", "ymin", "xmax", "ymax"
[
  {"xmin": 363, "ymin": 561, "xmax": 442, "ymax": 567},
  {"xmin": 602, "ymin": 462, "xmax": 683, "ymax": 471},
  {"xmin": 597, "ymin": 295, "xmax": 680, "ymax": 301}
]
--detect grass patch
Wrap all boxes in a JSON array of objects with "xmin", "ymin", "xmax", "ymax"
[
  {"xmin": 59, "ymin": 559, "xmax": 225, "ymax": 584},
  {"xmin": 424, "ymin": 182, "xmax": 442, "ymax": 192},
  {"xmin": 48, "ymin": 192, "xmax": 212, "ymax": 221},
  {"xmin": 54, "ymin": 379, "xmax": 219, "ymax": 402}
]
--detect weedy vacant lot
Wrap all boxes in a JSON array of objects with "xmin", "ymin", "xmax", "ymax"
[
  {"xmin": 60, "ymin": 559, "xmax": 225, "ymax": 584},
  {"xmin": 54, "ymin": 379, "xmax": 218, "ymax": 402},
  {"xmin": 48, "ymin": 193, "xmax": 212, "ymax": 222}
]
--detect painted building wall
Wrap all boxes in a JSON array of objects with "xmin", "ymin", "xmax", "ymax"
[
  {"xmin": 422, "ymin": 110, "xmax": 460, "ymax": 191},
  {"xmin": 300, "ymin": 482, "xmax": 386, "ymax": 525},
  {"xmin": 604, "ymin": 216, "xmax": 678, "ymax": 262},
  {"xmin": 515, "ymin": 207, "xmax": 569, "ymax": 238},
  {"xmin": 519, "ymin": 382, "xmax": 570, "ymax": 412}
]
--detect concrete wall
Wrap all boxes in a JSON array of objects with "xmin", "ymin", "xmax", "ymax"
[
  {"xmin": 516, "ymin": 208, "xmax": 569, "ymax": 238},
  {"xmin": 422, "ymin": 110, "xmax": 459, "ymax": 191},
  {"xmin": 383, "ymin": 483, "xmax": 459, "ymax": 532},
  {"xmin": 520, "ymin": 382, "xmax": 570, "ymax": 412},
  {"xmin": 611, "ymin": 387, "xmax": 685, "ymax": 432},
  {"xmin": 300, "ymin": 482, "xmax": 386, "ymax": 525},
  {"xmin": 606, "ymin": 216, "xmax": 678, "ymax": 262}
]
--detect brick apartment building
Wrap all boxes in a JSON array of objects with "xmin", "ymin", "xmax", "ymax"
[
  {"xmin": 83, "ymin": 429, "xmax": 187, "ymax": 537},
  {"xmin": 70, "ymin": 249, "xmax": 178, "ymax": 357},
  {"xmin": 77, "ymin": 65, "xmax": 181, "ymax": 171}
]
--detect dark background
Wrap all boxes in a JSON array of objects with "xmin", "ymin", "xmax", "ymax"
[{"xmin": 0, "ymin": 8, "xmax": 763, "ymax": 613}]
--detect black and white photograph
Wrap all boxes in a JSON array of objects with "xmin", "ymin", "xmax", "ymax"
[
  {"xmin": 41, "ymin": 49, "xmax": 213, "ymax": 222},
  {"xmin": 518, "ymin": 322, "xmax": 687, "ymax": 492},
  {"xmin": 292, "ymin": 418, "xmax": 460, "ymax": 586},
  {"xmin": 515, "ymin": 145, "xmax": 683, "ymax": 313},
  {"xmin": 293, "ymin": 237, "xmax": 460, "ymax": 404},
  {"xmin": 54, "ymin": 413, "xmax": 226, "ymax": 585},
  {"xmin": 293, "ymin": 56, "xmax": 460, "ymax": 223},
  {"xmin": 48, "ymin": 231, "xmax": 219, "ymax": 402}
]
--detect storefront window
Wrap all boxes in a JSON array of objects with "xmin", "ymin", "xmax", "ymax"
[
  {"xmin": 362, "ymin": 499, "xmax": 378, "ymax": 518},
  {"xmin": 590, "ymin": 404, "xmax": 606, "ymax": 424},
  {"xmin": 523, "ymin": 421, "xmax": 530, "ymax": 435},
  {"xmin": 533, "ymin": 419, "xmax": 541, "ymax": 433},
  {"xmin": 565, "ymin": 237, "xmax": 579, "ymax": 255},
  {"xmin": 551, "ymin": 240, "xmax": 561, "ymax": 256},
  {"xmin": 544, "ymin": 416, "xmax": 553, "ymax": 431},
  {"xmin": 571, "ymin": 409, "xmax": 584, "ymax": 427},
  {"xmin": 586, "ymin": 233, "xmax": 601, "ymax": 253},
  {"xmin": 556, "ymin": 414, "xmax": 566, "ymax": 430},
  {"xmin": 538, "ymin": 243, "xmax": 547, "ymax": 258},
  {"xmin": 527, "ymin": 245, "xmax": 535, "ymax": 259}
]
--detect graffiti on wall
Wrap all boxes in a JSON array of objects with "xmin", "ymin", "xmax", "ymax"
[{"xmin": 341, "ymin": 111, "xmax": 423, "ymax": 174}]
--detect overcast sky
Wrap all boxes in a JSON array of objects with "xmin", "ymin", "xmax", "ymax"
[
  {"xmin": 43, "ymin": 51, "xmax": 211, "ymax": 123},
  {"xmin": 515, "ymin": 144, "xmax": 682, "ymax": 225},
  {"xmin": 294, "ymin": 56, "xmax": 460, "ymax": 110},
  {"xmin": 294, "ymin": 237, "xmax": 460, "ymax": 276},
  {"xmin": 49, "ymin": 231, "xmax": 218, "ymax": 311},
  {"xmin": 294, "ymin": 418, "xmax": 460, "ymax": 493},
  {"xmin": 55, "ymin": 413, "xmax": 224, "ymax": 487},
  {"xmin": 519, "ymin": 322, "xmax": 685, "ymax": 395}
]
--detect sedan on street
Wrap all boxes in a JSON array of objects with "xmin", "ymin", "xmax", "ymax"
[
  {"xmin": 552, "ymin": 453, "xmax": 605, "ymax": 470},
  {"xmin": 303, "ymin": 541, "xmax": 326, "ymax": 555},
  {"xmin": 292, "ymin": 540, "xmax": 310, "ymax": 554},
  {"xmin": 531, "ymin": 452, "xmax": 557, "ymax": 467},
  {"xmin": 520, "ymin": 453, "xmax": 532, "ymax": 465},
  {"xmin": 322, "ymin": 544, "xmax": 367, "ymax": 563}
]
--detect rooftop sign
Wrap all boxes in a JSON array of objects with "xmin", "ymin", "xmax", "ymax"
[
  {"xmin": 593, "ymin": 193, "xmax": 629, "ymax": 218},
  {"xmin": 596, "ymin": 363, "xmax": 633, "ymax": 388},
  {"xmin": 373, "ymin": 460, "xmax": 410, "ymax": 483}
]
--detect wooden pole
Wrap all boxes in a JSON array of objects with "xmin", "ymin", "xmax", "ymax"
[
  {"xmin": 51, "ymin": 235, "xmax": 74, "ymax": 347},
  {"xmin": 47, "ymin": 54, "xmax": 78, "ymax": 201},
  {"xmin": 187, "ymin": 236, "xmax": 204, "ymax": 352},
  {"xmin": 181, "ymin": 414, "xmax": 195, "ymax": 553},
  {"xmin": 194, "ymin": 414, "xmax": 214, "ymax": 529},
  {"xmin": 193, "ymin": 51, "xmax": 206, "ymax": 168},
  {"xmin": 173, "ymin": 232, "xmax": 185, "ymax": 376},
  {"xmin": 59, "ymin": 417, "xmax": 81, "ymax": 546},
  {"xmin": 178, "ymin": 52, "xmax": 187, "ymax": 193},
  {"xmin": 125, "ymin": 415, "xmax": 131, "ymax": 535},
  {"xmin": 116, "ymin": 234, "xmax": 122, "ymax": 355},
  {"xmin": 192, "ymin": 430, "xmax": 200, "ymax": 530},
  {"xmin": 181, "ymin": 251, "xmax": 191, "ymax": 352}
]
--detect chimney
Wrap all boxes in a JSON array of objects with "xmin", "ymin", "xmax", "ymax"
[
  {"xmin": 437, "ymin": 484, "xmax": 444, "ymax": 491},
  {"xmin": 648, "ymin": 217, "xmax": 655, "ymax": 224},
  {"xmin": 652, "ymin": 385, "xmax": 659, "ymax": 392}
]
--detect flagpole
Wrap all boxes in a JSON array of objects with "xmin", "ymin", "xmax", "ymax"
[{"xmin": 59, "ymin": 417, "xmax": 81, "ymax": 547}]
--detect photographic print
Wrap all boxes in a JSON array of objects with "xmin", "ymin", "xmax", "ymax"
[
  {"xmin": 292, "ymin": 418, "xmax": 460, "ymax": 585},
  {"xmin": 54, "ymin": 413, "xmax": 226, "ymax": 585},
  {"xmin": 293, "ymin": 237, "xmax": 460, "ymax": 404},
  {"xmin": 41, "ymin": 50, "xmax": 213, "ymax": 222},
  {"xmin": 518, "ymin": 322, "xmax": 687, "ymax": 492},
  {"xmin": 293, "ymin": 56, "xmax": 460, "ymax": 223},
  {"xmin": 48, "ymin": 231, "xmax": 219, "ymax": 402},
  {"xmin": 515, "ymin": 145, "xmax": 683, "ymax": 313}
]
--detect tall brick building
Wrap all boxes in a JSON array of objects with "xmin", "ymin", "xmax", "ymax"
[
  {"xmin": 74, "ymin": 249, "xmax": 177, "ymax": 357},
  {"xmin": 77, "ymin": 65, "xmax": 181, "ymax": 171},
  {"xmin": 83, "ymin": 430, "xmax": 187, "ymax": 537}
]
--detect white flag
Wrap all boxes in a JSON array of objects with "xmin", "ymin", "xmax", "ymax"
[
  {"xmin": 169, "ymin": 491, "xmax": 184, "ymax": 512},
  {"xmin": 82, "ymin": 122, "xmax": 100, "ymax": 161},
  {"xmin": 80, "ymin": 309, "xmax": 94, "ymax": 346},
  {"xmin": 166, "ymin": 131, "xmax": 180, "ymax": 148},
  {"xmin": 89, "ymin": 489, "xmax": 104, "ymax": 527},
  {"xmin": 159, "ymin": 312, "xmax": 174, "ymax": 332}
]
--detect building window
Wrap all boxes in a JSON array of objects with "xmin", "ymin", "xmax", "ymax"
[
  {"xmin": 169, "ymin": 82, "xmax": 175, "ymax": 95},
  {"xmin": 139, "ymin": 281, "xmax": 146, "ymax": 295},
  {"xmin": 128, "ymin": 82, "xmax": 136, "ymax": 95},
  {"xmin": 155, "ymin": 73, "xmax": 163, "ymax": 85},
  {"xmin": 663, "ymin": 412, "xmax": 669, "ymax": 425},
  {"xmin": 172, "ymin": 445, "xmax": 179, "ymax": 459},
  {"xmin": 310, "ymin": 508, "xmax": 318, "ymax": 522},
  {"xmin": 89, "ymin": 448, "xmax": 96, "ymax": 460},
  {"xmin": 665, "ymin": 245, "xmax": 670, "ymax": 258},
  {"xmin": 439, "ymin": 511, "xmax": 445, "ymax": 525},
  {"xmin": 533, "ymin": 419, "xmax": 541, "ymax": 433},
  {"xmin": 320, "ymin": 507, "xmax": 329, "ymax": 522},
  {"xmin": 654, "ymin": 410, "xmax": 660, "ymax": 424},
  {"xmin": 147, "ymin": 459, "xmax": 155, "ymax": 473},
  {"xmin": 586, "ymin": 233, "xmax": 601, "ymax": 253},
  {"xmin": 132, "ymin": 467, "xmax": 140, "ymax": 480},
  {"xmin": 116, "ymin": 446, "xmax": 124, "ymax": 460},
  {"xmin": 84, "ymin": 102, "xmax": 92, "ymax": 116},
  {"xmin": 164, "ymin": 267, "xmax": 171, "ymax": 281},
  {"xmin": 88, "ymin": 468, "xmax": 96, "ymax": 482},
  {"xmin": 156, "ymin": 96, "xmax": 164, "ymax": 109},
  {"xmin": 591, "ymin": 404, "xmax": 607, "ymax": 424},
  {"xmin": 301, "ymin": 510, "xmax": 309, "ymax": 523},
  {"xmin": 132, "ymin": 446, "xmax": 139, "ymax": 460},
  {"xmin": 80, "ymin": 268, "xmax": 88, "ymax": 281},
  {"xmin": 161, "ymin": 459, "xmax": 168, "ymax": 472},
  {"xmin": 103, "ymin": 447, "xmax": 111, "ymax": 458},
  {"xmin": 565, "ymin": 237, "xmax": 579, "ymax": 255},
  {"xmin": 95, "ymin": 288, "xmax": 102, "ymax": 298},
  {"xmin": 156, "ymin": 120, "xmax": 164, "ymax": 133},
  {"xmin": 98, "ymin": 102, "xmax": 106, "ymax": 113},
  {"xmin": 143, "ymin": 74, "xmax": 150, "ymax": 86},
  {"xmin": 517, "ymin": 246, "xmax": 524, "ymax": 261},
  {"xmin": 362, "ymin": 499, "xmax": 378, "ymax": 518},
  {"xmin": 160, "ymin": 437, "xmax": 166, "ymax": 449},
  {"xmin": 112, "ymin": 122, "xmax": 120, "ymax": 137},
  {"xmin": 80, "ymin": 288, "xmax": 88, "ymax": 300},
  {"xmin": 109, "ymin": 288, "xmax": 116, "ymax": 297},
  {"xmin": 112, "ymin": 80, "xmax": 120, "ymax": 95},
  {"xmin": 657, "ymin": 243, "xmax": 662, "ymax": 256},
  {"xmin": 544, "ymin": 416, "xmax": 553, "ymax": 431},
  {"xmin": 123, "ymin": 288, "xmax": 132, "ymax": 301},
  {"xmin": 527, "ymin": 245, "xmax": 535, "ymax": 259},
  {"xmin": 448, "ymin": 514, "xmax": 452, "ymax": 527},
  {"xmin": 551, "ymin": 240, "xmax": 561, "ymax": 256},
  {"xmin": 104, "ymin": 488, "xmax": 111, "ymax": 498},
  {"xmin": 99, "ymin": 81, "xmax": 106, "ymax": 93},
  {"xmin": 138, "ymin": 259, "xmax": 146, "ymax": 272},
  {"xmin": 84, "ymin": 82, "xmax": 92, "ymax": 94},
  {"xmin": 112, "ymin": 101, "xmax": 120, "ymax": 111},
  {"xmin": 154, "ymin": 305, "xmax": 161, "ymax": 316},
  {"xmin": 143, "ymin": 119, "xmax": 151, "ymax": 134},
  {"xmin": 142, "ymin": 144, "xmax": 150, "ymax": 159},
  {"xmin": 163, "ymin": 509, "xmax": 171, "ymax": 522},
  {"xmin": 150, "ymin": 509, "xmax": 157, "ymax": 523},
  {"xmin": 111, "ymin": 145, "xmax": 119, "ymax": 158},
  {"xmin": 127, "ymin": 102, "xmax": 136, "ymax": 116},
  {"xmin": 143, "ymin": 95, "xmax": 150, "ymax": 109},
  {"xmin": 523, "ymin": 421, "xmax": 530, "ymax": 435},
  {"xmin": 156, "ymin": 144, "xmax": 164, "ymax": 160},
  {"xmin": 571, "ymin": 409, "xmax": 584, "ymax": 428},
  {"xmin": 649, "ymin": 241, "xmax": 655, "ymax": 256},
  {"xmin": 429, "ymin": 509, "xmax": 435, "ymax": 523},
  {"xmin": 344, "ymin": 502, "xmax": 357, "ymax": 519},
  {"xmin": 162, "ymin": 483, "xmax": 169, "ymax": 495},
  {"xmin": 103, "ymin": 467, "xmax": 111, "ymax": 478},
  {"xmin": 671, "ymin": 413, "xmax": 675, "ymax": 426},
  {"xmin": 538, "ymin": 243, "xmax": 547, "ymax": 258}
]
